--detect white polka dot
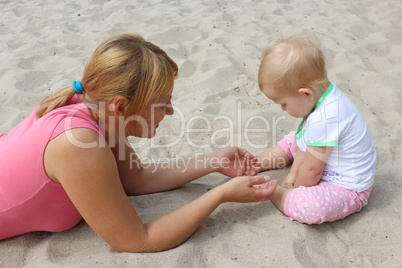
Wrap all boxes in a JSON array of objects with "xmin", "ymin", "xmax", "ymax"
[
  {"xmin": 326, "ymin": 197, "xmax": 329, "ymax": 201},
  {"xmin": 309, "ymin": 196, "xmax": 312, "ymax": 199},
  {"xmin": 293, "ymin": 212, "xmax": 298, "ymax": 217},
  {"xmin": 315, "ymin": 202, "xmax": 320, "ymax": 207},
  {"xmin": 302, "ymin": 209, "xmax": 306, "ymax": 214},
  {"xmin": 304, "ymin": 202, "xmax": 308, "ymax": 207},
  {"xmin": 333, "ymin": 191, "xmax": 337, "ymax": 195},
  {"xmin": 312, "ymin": 212, "xmax": 315, "ymax": 216},
  {"xmin": 329, "ymin": 207, "xmax": 332, "ymax": 212},
  {"xmin": 317, "ymin": 196, "xmax": 320, "ymax": 199}
]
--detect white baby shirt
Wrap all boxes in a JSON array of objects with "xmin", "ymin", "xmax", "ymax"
[{"xmin": 295, "ymin": 83, "xmax": 376, "ymax": 192}]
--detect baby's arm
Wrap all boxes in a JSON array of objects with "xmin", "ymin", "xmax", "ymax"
[
  {"xmin": 293, "ymin": 146, "xmax": 331, "ymax": 188},
  {"xmin": 282, "ymin": 148, "xmax": 305, "ymax": 188},
  {"xmin": 257, "ymin": 145, "xmax": 292, "ymax": 172},
  {"xmin": 270, "ymin": 146, "xmax": 331, "ymax": 213}
]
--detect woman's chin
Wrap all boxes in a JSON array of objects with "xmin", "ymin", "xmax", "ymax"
[
  {"xmin": 127, "ymin": 127, "xmax": 157, "ymax": 139},
  {"xmin": 145, "ymin": 129, "xmax": 157, "ymax": 139}
]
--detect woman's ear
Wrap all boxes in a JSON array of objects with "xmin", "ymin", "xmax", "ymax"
[
  {"xmin": 298, "ymin": 87, "xmax": 315, "ymax": 101},
  {"xmin": 110, "ymin": 96, "xmax": 130, "ymax": 117}
]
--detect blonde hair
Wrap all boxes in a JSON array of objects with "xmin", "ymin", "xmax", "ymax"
[
  {"xmin": 258, "ymin": 34, "xmax": 329, "ymax": 94},
  {"xmin": 36, "ymin": 33, "xmax": 178, "ymax": 118}
]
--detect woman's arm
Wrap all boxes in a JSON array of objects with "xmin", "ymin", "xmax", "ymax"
[
  {"xmin": 44, "ymin": 128, "xmax": 277, "ymax": 252},
  {"xmin": 113, "ymin": 141, "xmax": 260, "ymax": 195},
  {"xmin": 142, "ymin": 175, "xmax": 276, "ymax": 252}
]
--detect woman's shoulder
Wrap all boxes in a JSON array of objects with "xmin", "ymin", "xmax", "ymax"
[
  {"xmin": 46, "ymin": 102, "xmax": 104, "ymax": 140},
  {"xmin": 44, "ymin": 127, "xmax": 113, "ymax": 183}
]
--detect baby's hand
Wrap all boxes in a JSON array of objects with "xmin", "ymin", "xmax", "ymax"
[{"xmin": 282, "ymin": 173, "xmax": 296, "ymax": 189}]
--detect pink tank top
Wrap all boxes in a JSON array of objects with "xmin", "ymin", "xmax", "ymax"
[{"xmin": 0, "ymin": 95, "xmax": 103, "ymax": 240}]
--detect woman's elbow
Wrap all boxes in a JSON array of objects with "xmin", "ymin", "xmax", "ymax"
[
  {"xmin": 112, "ymin": 244, "xmax": 163, "ymax": 253},
  {"xmin": 110, "ymin": 238, "xmax": 164, "ymax": 253}
]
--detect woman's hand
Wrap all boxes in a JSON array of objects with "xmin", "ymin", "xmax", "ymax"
[
  {"xmin": 218, "ymin": 175, "xmax": 278, "ymax": 203},
  {"xmin": 214, "ymin": 146, "xmax": 261, "ymax": 178}
]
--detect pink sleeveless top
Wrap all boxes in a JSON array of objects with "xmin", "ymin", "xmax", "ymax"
[{"xmin": 0, "ymin": 95, "xmax": 103, "ymax": 240}]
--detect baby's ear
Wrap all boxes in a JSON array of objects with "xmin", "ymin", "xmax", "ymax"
[{"xmin": 298, "ymin": 87, "xmax": 315, "ymax": 100}]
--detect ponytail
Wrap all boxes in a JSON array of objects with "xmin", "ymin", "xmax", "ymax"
[
  {"xmin": 35, "ymin": 86, "xmax": 76, "ymax": 118},
  {"xmin": 35, "ymin": 32, "xmax": 178, "ymax": 119}
]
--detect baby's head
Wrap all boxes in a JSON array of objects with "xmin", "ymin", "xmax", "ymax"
[{"xmin": 258, "ymin": 35, "xmax": 330, "ymax": 118}]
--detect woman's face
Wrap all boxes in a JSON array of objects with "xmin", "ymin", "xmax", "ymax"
[{"xmin": 126, "ymin": 93, "xmax": 174, "ymax": 138}]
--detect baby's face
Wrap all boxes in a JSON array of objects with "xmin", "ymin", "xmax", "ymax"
[{"xmin": 260, "ymin": 84, "xmax": 315, "ymax": 119}]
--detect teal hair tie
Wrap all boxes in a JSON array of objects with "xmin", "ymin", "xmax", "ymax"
[{"xmin": 72, "ymin": 81, "xmax": 84, "ymax": 94}]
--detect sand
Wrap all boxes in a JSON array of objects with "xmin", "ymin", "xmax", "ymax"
[{"xmin": 0, "ymin": 0, "xmax": 401, "ymax": 267}]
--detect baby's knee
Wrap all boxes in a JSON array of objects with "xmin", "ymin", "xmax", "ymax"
[
  {"xmin": 284, "ymin": 204, "xmax": 325, "ymax": 224},
  {"xmin": 283, "ymin": 188, "xmax": 338, "ymax": 224}
]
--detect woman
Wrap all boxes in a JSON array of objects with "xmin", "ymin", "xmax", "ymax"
[{"xmin": 0, "ymin": 33, "xmax": 277, "ymax": 252}]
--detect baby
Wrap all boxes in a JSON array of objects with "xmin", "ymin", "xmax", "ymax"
[{"xmin": 257, "ymin": 35, "xmax": 376, "ymax": 224}]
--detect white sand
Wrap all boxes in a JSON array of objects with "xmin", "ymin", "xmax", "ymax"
[{"xmin": 1, "ymin": 0, "xmax": 401, "ymax": 267}]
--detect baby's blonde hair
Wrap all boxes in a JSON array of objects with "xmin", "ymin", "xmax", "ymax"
[
  {"xmin": 36, "ymin": 33, "xmax": 178, "ymax": 118},
  {"xmin": 258, "ymin": 34, "xmax": 329, "ymax": 94}
]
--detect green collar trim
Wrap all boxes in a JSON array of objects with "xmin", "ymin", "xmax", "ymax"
[
  {"xmin": 314, "ymin": 82, "xmax": 333, "ymax": 111},
  {"xmin": 295, "ymin": 82, "xmax": 334, "ymax": 140},
  {"xmin": 295, "ymin": 120, "xmax": 306, "ymax": 139}
]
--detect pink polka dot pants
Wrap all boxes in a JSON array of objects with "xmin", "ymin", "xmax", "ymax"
[{"xmin": 283, "ymin": 182, "xmax": 372, "ymax": 224}]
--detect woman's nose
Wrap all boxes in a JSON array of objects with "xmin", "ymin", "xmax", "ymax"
[{"xmin": 166, "ymin": 104, "xmax": 174, "ymax": 115}]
